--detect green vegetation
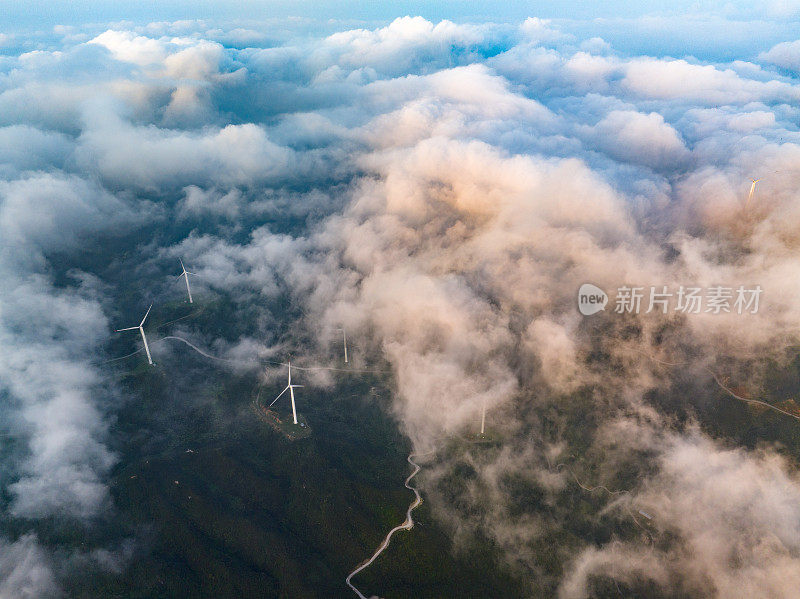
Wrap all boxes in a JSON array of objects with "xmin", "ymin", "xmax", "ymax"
[{"xmin": 57, "ymin": 315, "xmax": 529, "ymax": 598}]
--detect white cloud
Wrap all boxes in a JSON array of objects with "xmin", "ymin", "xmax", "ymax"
[
  {"xmin": 0, "ymin": 535, "xmax": 59, "ymax": 599},
  {"xmin": 760, "ymin": 39, "xmax": 800, "ymax": 73},
  {"xmin": 622, "ymin": 57, "xmax": 800, "ymax": 104},
  {"xmin": 315, "ymin": 16, "xmax": 499, "ymax": 78},
  {"xmin": 89, "ymin": 30, "xmax": 169, "ymax": 66},
  {"xmin": 584, "ymin": 109, "xmax": 689, "ymax": 168},
  {"xmin": 519, "ymin": 17, "xmax": 568, "ymax": 44},
  {"xmin": 561, "ymin": 429, "xmax": 800, "ymax": 598},
  {"xmin": 76, "ymin": 108, "xmax": 296, "ymax": 189}
]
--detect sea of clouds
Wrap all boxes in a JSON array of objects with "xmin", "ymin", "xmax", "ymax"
[{"xmin": 3, "ymin": 13, "xmax": 800, "ymax": 597}]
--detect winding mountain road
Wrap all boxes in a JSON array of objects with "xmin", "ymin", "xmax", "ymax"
[
  {"xmin": 648, "ymin": 353, "xmax": 800, "ymax": 421},
  {"xmin": 346, "ymin": 453, "xmax": 423, "ymax": 599}
]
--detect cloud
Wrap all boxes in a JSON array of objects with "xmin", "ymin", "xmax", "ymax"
[
  {"xmin": 560, "ymin": 428, "xmax": 800, "ymax": 598},
  {"xmin": 0, "ymin": 535, "xmax": 59, "ymax": 599},
  {"xmin": 0, "ymin": 125, "xmax": 71, "ymax": 175},
  {"xmin": 519, "ymin": 17, "xmax": 568, "ymax": 44},
  {"xmin": 0, "ymin": 139, "xmax": 140, "ymax": 592},
  {"xmin": 4, "ymin": 13, "xmax": 800, "ymax": 597},
  {"xmin": 177, "ymin": 185, "xmax": 243, "ymax": 219},
  {"xmin": 621, "ymin": 58, "xmax": 800, "ymax": 104},
  {"xmin": 319, "ymin": 16, "xmax": 495, "ymax": 76},
  {"xmin": 727, "ymin": 110, "xmax": 776, "ymax": 132},
  {"xmin": 0, "ymin": 174, "xmax": 135, "ymax": 260},
  {"xmin": 582, "ymin": 109, "xmax": 689, "ymax": 168},
  {"xmin": 0, "ymin": 175, "xmax": 129, "ymax": 519},
  {"xmin": 760, "ymin": 39, "xmax": 800, "ymax": 73},
  {"xmin": 89, "ymin": 29, "xmax": 169, "ymax": 66},
  {"xmin": 76, "ymin": 108, "xmax": 297, "ymax": 190}
]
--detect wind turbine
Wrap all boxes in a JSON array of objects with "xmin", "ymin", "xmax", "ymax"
[
  {"xmin": 116, "ymin": 304, "xmax": 154, "ymax": 365},
  {"xmin": 177, "ymin": 259, "xmax": 196, "ymax": 303},
  {"xmin": 337, "ymin": 327, "xmax": 348, "ymax": 364},
  {"xmin": 269, "ymin": 361, "xmax": 303, "ymax": 424},
  {"xmin": 745, "ymin": 178, "xmax": 762, "ymax": 208}
]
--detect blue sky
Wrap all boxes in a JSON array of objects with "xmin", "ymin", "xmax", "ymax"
[
  {"xmin": 3, "ymin": 1, "xmax": 799, "ymax": 62},
  {"xmin": 5, "ymin": 0, "xmax": 800, "ymax": 24},
  {"xmin": 4, "ymin": 0, "xmax": 795, "ymax": 22}
]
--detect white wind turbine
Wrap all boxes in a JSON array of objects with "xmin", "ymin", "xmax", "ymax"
[
  {"xmin": 269, "ymin": 361, "xmax": 303, "ymax": 424},
  {"xmin": 746, "ymin": 177, "xmax": 762, "ymax": 208},
  {"xmin": 177, "ymin": 259, "xmax": 196, "ymax": 303},
  {"xmin": 337, "ymin": 327, "xmax": 348, "ymax": 364},
  {"xmin": 116, "ymin": 304, "xmax": 154, "ymax": 365}
]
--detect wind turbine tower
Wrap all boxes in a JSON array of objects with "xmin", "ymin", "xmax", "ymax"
[
  {"xmin": 337, "ymin": 328, "xmax": 348, "ymax": 364},
  {"xmin": 746, "ymin": 178, "xmax": 762, "ymax": 208},
  {"xmin": 177, "ymin": 259, "xmax": 196, "ymax": 303},
  {"xmin": 116, "ymin": 304, "xmax": 154, "ymax": 365},
  {"xmin": 269, "ymin": 361, "xmax": 304, "ymax": 424}
]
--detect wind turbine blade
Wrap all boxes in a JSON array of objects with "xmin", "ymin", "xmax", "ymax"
[
  {"xmin": 140, "ymin": 304, "xmax": 153, "ymax": 327},
  {"xmin": 116, "ymin": 326, "xmax": 139, "ymax": 332},
  {"xmin": 179, "ymin": 258, "xmax": 185, "ymax": 272},
  {"xmin": 268, "ymin": 385, "xmax": 289, "ymax": 407},
  {"xmin": 291, "ymin": 385, "xmax": 304, "ymax": 388}
]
